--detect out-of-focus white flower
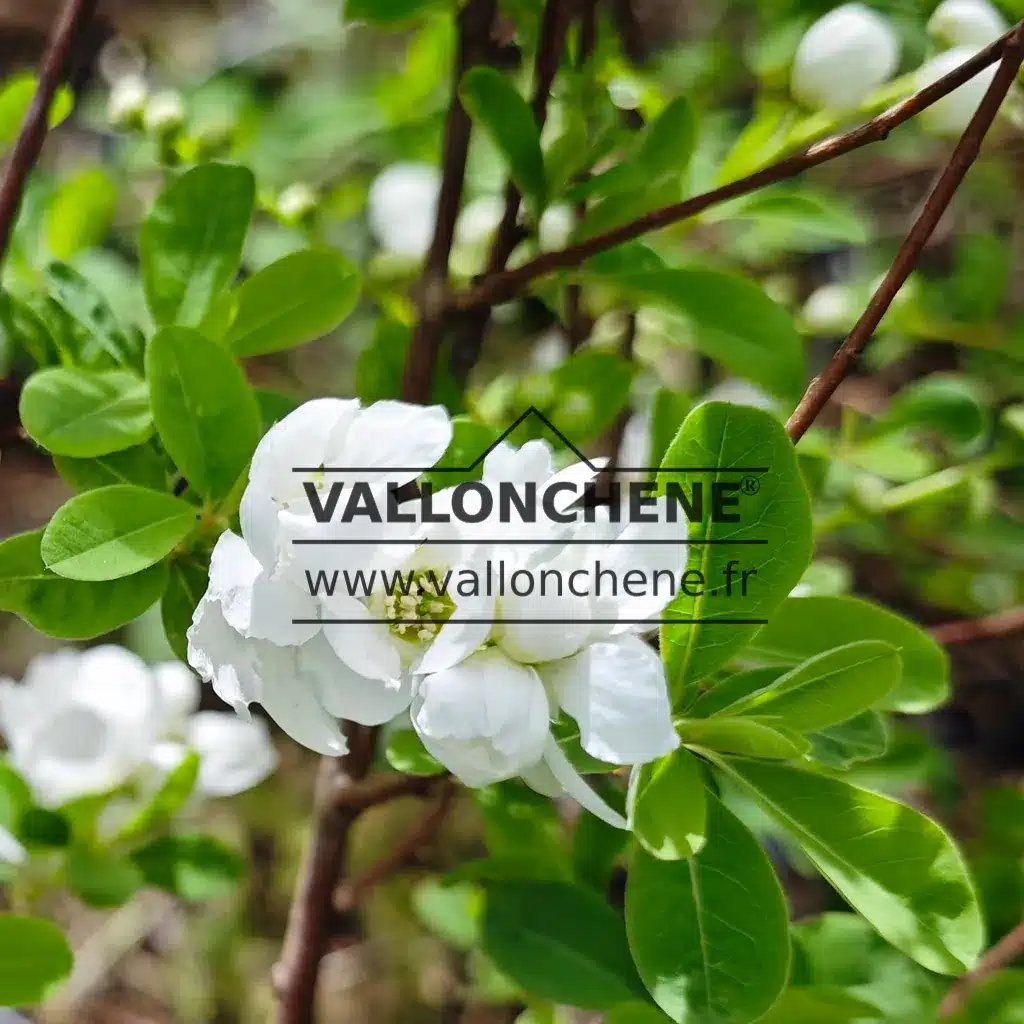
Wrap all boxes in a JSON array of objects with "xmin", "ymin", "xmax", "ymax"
[
  {"xmin": 367, "ymin": 162, "xmax": 441, "ymax": 259},
  {"xmin": 142, "ymin": 89, "xmax": 186, "ymax": 136},
  {"xmin": 107, "ymin": 74, "xmax": 149, "ymax": 129},
  {"xmin": 455, "ymin": 195, "xmax": 504, "ymax": 251},
  {"xmin": 928, "ymin": 0, "xmax": 1006, "ymax": 50},
  {"xmin": 276, "ymin": 182, "xmax": 319, "ymax": 223},
  {"xmin": 916, "ymin": 46, "xmax": 1000, "ymax": 135},
  {"xmin": 801, "ymin": 282, "xmax": 859, "ymax": 334},
  {"xmin": 791, "ymin": 4, "xmax": 901, "ymax": 112},
  {"xmin": 703, "ymin": 378, "xmax": 779, "ymax": 413},
  {"xmin": 538, "ymin": 204, "xmax": 574, "ymax": 251},
  {"xmin": 0, "ymin": 825, "xmax": 26, "ymax": 865},
  {"xmin": 0, "ymin": 647, "xmax": 163, "ymax": 807}
]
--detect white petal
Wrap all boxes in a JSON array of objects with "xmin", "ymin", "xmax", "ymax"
[
  {"xmin": 541, "ymin": 736, "xmax": 627, "ymax": 829},
  {"xmin": 495, "ymin": 586, "xmax": 595, "ymax": 665},
  {"xmin": 153, "ymin": 662, "xmax": 201, "ymax": 727},
  {"xmin": 367, "ymin": 162, "xmax": 441, "ymax": 258},
  {"xmin": 321, "ymin": 593, "xmax": 403, "ymax": 682},
  {"xmin": 207, "ymin": 530, "xmax": 262, "ymax": 634},
  {"xmin": 248, "ymin": 569, "xmax": 321, "ymax": 645},
  {"xmin": 483, "ymin": 440, "xmax": 556, "ymax": 487},
  {"xmin": 415, "ymin": 588, "xmax": 494, "ymax": 676},
  {"xmin": 187, "ymin": 593, "xmax": 264, "ymax": 713},
  {"xmin": 0, "ymin": 824, "xmax": 26, "ymax": 866},
  {"xmin": 411, "ymin": 649, "xmax": 549, "ymax": 787},
  {"xmin": 256, "ymin": 657, "xmax": 348, "ymax": 756},
  {"xmin": 540, "ymin": 635, "xmax": 679, "ymax": 765},
  {"xmin": 75, "ymin": 645, "xmax": 162, "ymax": 734},
  {"xmin": 928, "ymin": 0, "xmax": 1006, "ymax": 49},
  {"xmin": 917, "ymin": 46, "xmax": 1000, "ymax": 137},
  {"xmin": 188, "ymin": 711, "xmax": 278, "ymax": 796}
]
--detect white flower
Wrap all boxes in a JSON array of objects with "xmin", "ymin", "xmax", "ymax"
[
  {"xmin": 703, "ymin": 378, "xmax": 779, "ymax": 412},
  {"xmin": 0, "ymin": 825, "xmax": 26, "ymax": 866},
  {"xmin": 0, "ymin": 647, "xmax": 163, "ymax": 807},
  {"xmin": 107, "ymin": 74, "xmax": 148, "ymax": 129},
  {"xmin": 455, "ymin": 195, "xmax": 505, "ymax": 251},
  {"xmin": 801, "ymin": 282, "xmax": 858, "ymax": 334},
  {"xmin": 928, "ymin": 0, "xmax": 1006, "ymax": 50},
  {"xmin": 791, "ymin": 4, "xmax": 901, "ymax": 112},
  {"xmin": 367, "ymin": 162, "xmax": 441, "ymax": 259},
  {"xmin": 538, "ymin": 204, "xmax": 574, "ymax": 251},
  {"xmin": 143, "ymin": 89, "xmax": 186, "ymax": 136},
  {"xmin": 916, "ymin": 45, "xmax": 1001, "ymax": 136}
]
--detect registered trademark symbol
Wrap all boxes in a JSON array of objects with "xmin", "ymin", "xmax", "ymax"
[{"xmin": 741, "ymin": 475, "xmax": 760, "ymax": 495}]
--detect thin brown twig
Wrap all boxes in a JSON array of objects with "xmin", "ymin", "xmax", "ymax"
[
  {"xmin": 0, "ymin": 0, "xmax": 97, "ymax": 267},
  {"xmin": 334, "ymin": 780, "xmax": 458, "ymax": 912},
  {"xmin": 938, "ymin": 919, "xmax": 1024, "ymax": 1016},
  {"xmin": 786, "ymin": 23, "xmax": 1024, "ymax": 442},
  {"xmin": 454, "ymin": 24, "xmax": 1019, "ymax": 312},
  {"xmin": 929, "ymin": 606, "xmax": 1024, "ymax": 646}
]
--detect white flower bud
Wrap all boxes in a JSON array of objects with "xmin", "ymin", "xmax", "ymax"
[
  {"xmin": 538, "ymin": 203, "xmax": 574, "ymax": 251},
  {"xmin": 454, "ymin": 195, "xmax": 504, "ymax": 251},
  {"xmin": 791, "ymin": 4, "xmax": 901, "ymax": 112},
  {"xmin": 916, "ymin": 46, "xmax": 999, "ymax": 136},
  {"xmin": 276, "ymin": 182, "xmax": 319, "ymax": 223},
  {"xmin": 107, "ymin": 74, "xmax": 149, "ymax": 130},
  {"xmin": 928, "ymin": 0, "xmax": 1006, "ymax": 51},
  {"xmin": 143, "ymin": 89, "xmax": 186, "ymax": 137},
  {"xmin": 367, "ymin": 162, "xmax": 441, "ymax": 259},
  {"xmin": 801, "ymin": 282, "xmax": 858, "ymax": 334}
]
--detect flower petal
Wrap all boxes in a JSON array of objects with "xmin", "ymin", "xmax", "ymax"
[
  {"xmin": 188, "ymin": 711, "xmax": 278, "ymax": 796},
  {"xmin": 0, "ymin": 824, "xmax": 26, "ymax": 865},
  {"xmin": 321, "ymin": 593, "xmax": 403, "ymax": 682},
  {"xmin": 541, "ymin": 736, "xmax": 627, "ymax": 829},
  {"xmin": 153, "ymin": 661, "xmax": 201, "ymax": 729}
]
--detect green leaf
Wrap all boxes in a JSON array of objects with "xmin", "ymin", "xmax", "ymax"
[
  {"xmin": 345, "ymin": 0, "xmax": 443, "ymax": 23},
  {"xmin": 809, "ymin": 711, "xmax": 890, "ymax": 769},
  {"xmin": 45, "ymin": 168, "xmax": 118, "ymax": 260},
  {"xmin": 706, "ymin": 188, "xmax": 869, "ymax": 245},
  {"xmin": 161, "ymin": 558, "xmax": 209, "ymax": 661},
  {"xmin": 461, "ymin": 67, "xmax": 546, "ymax": 205},
  {"xmin": 422, "ymin": 417, "xmax": 500, "ymax": 488},
  {"xmin": 0, "ymin": 914, "xmax": 73, "ymax": 1006},
  {"xmin": 626, "ymin": 794, "xmax": 790, "ymax": 1022},
  {"xmin": 757, "ymin": 986, "xmax": 884, "ymax": 1023},
  {"xmin": 385, "ymin": 731, "xmax": 446, "ymax": 777},
  {"xmin": 19, "ymin": 367, "xmax": 152, "ymax": 458},
  {"xmin": 54, "ymin": 444, "xmax": 168, "ymax": 493},
  {"xmin": 946, "ymin": 969, "xmax": 1024, "ymax": 1024},
  {"xmin": 690, "ymin": 667, "xmax": 781, "ymax": 718},
  {"xmin": 572, "ymin": 779, "xmax": 629, "ymax": 892},
  {"xmin": 65, "ymin": 848, "xmax": 143, "ymax": 908},
  {"xmin": 412, "ymin": 878, "xmax": 482, "ymax": 950},
  {"xmin": 0, "ymin": 529, "xmax": 167, "ymax": 638},
  {"xmin": 141, "ymin": 163, "xmax": 255, "ymax": 327},
  {"xmin": 745, "ymin": 595, "xmax": 950, "ymax": 714},
  {"xmin": 717, "ymin": 757, "xmax": 984, "ymax": 975},
  {"xmin": 41, "ymin": 485, "xmax": 198, "ymax": 582},
  {"xmin": 226, "ymin": 249, "xmax": 360, "ymax": 357},
  {"xmin": 678, "ymin": 717, "xmax": 810, "ymax": 759},
  {"xmin": 724, "ymin": 640, "xmax": 901, "ymax": 732},
  {"xmin": 595, "ymin": 270, "xmax": 805, "ymax": 400},
  {"xmin": 482, "ymin": 880, "xmax": 646, "ymax": 1010},
  {"xmin": 627, "ymin": 747, "xmax": 707, "ymax": 861},
  {"xmin": 132, "ymin": 834, "xmax": 245, "ymax": 901},
  {"xmin": 111, "ymin": 751, "xmax": 199, "ymax": 845},
  {"xmin": 146, "ymin": 325, "xmax": 260, "ymax": 502},
  {"xmin": 873, "ymin": 374, "xmax": 990, "ymax": 448},
  {"xmin": 635, "ymin": 96, "xmax": 698, "ymax": 181},
  {"xmin": 18, "ymin": 807, "xmax": 71, "ymax": 848},
  {"xmin": 43, "ymin": 261, "xmax": 137, "ymax": 368},
  {"xmin": 0, "ymin": 72, "xmax": 73, "ymax": 147},
  {"xmin": 659, "ymin": 402, "xmax": 813, "ymax": 704},
  {"xmin": 605, "ymin": 1003, "xmax": 674, "ymax": 1024},
  {"xmin": 0, "ymin": 763, "xmax": 31, "ymax": 832},
  {"xmin": 949, "ymin": 232, "xmax": 1011, "ymax": 322}
]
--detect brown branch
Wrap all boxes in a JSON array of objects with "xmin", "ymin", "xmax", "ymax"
[
  {"xmin": 929, "ymin": 606, "xmax": 1024, "ymax": 646},
  {"xmin": 454, "ymin": 25, "xmax": 1019, "ymax": 312},
  {"xmin": 0, "ymin": 0, "xmax": 97, "ymax": 267},
  {"xmin": 403, "ymin": 0, "xmax": 499, "ymax": 405},
  {"xmin": 938, "ymin": 919, "xmax": 1024, "ymax": 1017},
  {"xmin": 786, "ymin": 23, "xmax": 1024, "ymax": 442},
  {"xmin": 334, "ymin": 780, "xmax": 457, "ymax": 912}
]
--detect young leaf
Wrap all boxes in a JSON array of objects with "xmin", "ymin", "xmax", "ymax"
[
  {"xmin": 635, "ymin": 96, "xmax": 698, "ymax": 182},
  {"xmin": 0, "ymin": 763, "xmax": 31, "ymax": 833},
  {"xmin": 723, "ymin": 640, "xmax": 901, "ymax": 732},
  {"xmin": 145, "ymin": 325, "xmax": 260, "ymax": 502},
  {"xmin": 626, "ymin": 794, "xmax": 790, "ymax": 1022},
  {"xmin": 482, "ymin": 880, "xmax": 647, "ymax": 1010},
  {"xmin": 110, "ymin": 751, "xmax": 200, "ymax": 844},
  {"xmin": 0, "ymin": 529, "xmax": 167, "ymax": 638},
  {"xmin": 226, "ymin": 249, "xmax": 361, "ymax": 357},
  {"xmin": 718, "ymin": 757, "xmax": 985, "ymax": 975},
  {"xmin": 41, "ymin": 485, "xmax": 198, "ymax": 582},
  {"xmin": 19, "ymin": 367, "xmax": 152, "ymax": 458},
  {"xmin": 658, "ymin": 402, "xmax": 814, "ymax": 704},
  {"xmin": 385, "ymin": 730, "xmax": 447, "ymax": 776},
  {"xmin": 65, "ymin": 848, "xmax": 143, "ymax": 908},
  {"xmin": 54, "ymin": 444, "xmax": 169, "ymax": 493},
  {"xmin": 0, "ymin": 72, "xmax": 73, "ymax": 146},
  {"xmin": 627, "ymin": 746, "xmax": 707, "ymax": 861},
  {"xmin": 45, "ymin": 167, "xmax": 118, "ymax": 260},
  {"xmin": 0, "ymin": 915, "xmax": 73, "ymax": 1006},
  {"xmin": 461, "ymin": 67, "xmax": 546, "ymax": 206},
  {"xmin": 745, "ymin": 595, "xmax": 950, "ymax": 714},
  {"xmin": 132, "ymin": 834, "xmax": 245, "ymax": 901},
  {"xmin": 141, "ymin": 163, "xmax": 255, "ymax": 327},
  {"xmin": 678, "ymin": 717, "xmax": 810, "ymax": 759}
]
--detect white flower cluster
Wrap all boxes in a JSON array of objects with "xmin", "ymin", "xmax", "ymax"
[
  {"xmin": 0, "ymin": 646, "xmax": 276, "ymax": 864},
  {"xmin": 790, "ymin": 1, "xmax": 1011, "ymax": 136},
  {"xmin": 186, "ymin": 399, "xmax": 684, "ymax": 827}
]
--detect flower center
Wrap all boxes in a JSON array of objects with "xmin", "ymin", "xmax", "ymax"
[{"xmin": 382, "ymin": 568, "xmax": 456, "ymax": 645}]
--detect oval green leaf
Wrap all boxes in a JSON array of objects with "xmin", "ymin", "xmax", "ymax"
[
  {"xmin": 41, "ymin": 485, "xmax": 198, "ymax": 582},
  {"xmin": 627, "ymin": 747, "xmax": 707, "ymax": 861},
  {"xmin": 0, "ymin": 914, "xmax": 73, "ymax": 1006},
  {"xmin": 678, "ymin": 717, "xmax": 810, "ymax": 759}
]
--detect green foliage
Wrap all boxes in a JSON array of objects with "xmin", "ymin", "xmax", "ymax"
[
  {"xmin": 132, "ymin": 834, "xmax": 245, "ymax": 901},
  {"xmin": 627, "ymin": 747, "xmax": 706, "ymax": 861},
  {"xmin": 0, "ymin": 915, "xmax": 74, "ymax": 1006}
]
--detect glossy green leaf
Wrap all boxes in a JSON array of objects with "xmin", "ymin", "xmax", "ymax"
[
  {"xmin": 0, "ymin": 763, "xmax": 31, "ymax": 832},
  {"xmin": 0, "ymin": 914, "xmax": 73, "ymax": 1006},
  {"xmin": 0, "ymin": 72, "xmax": 73, "ymax": 147},
  {"xmin": 0, "ymin": 529, "xmax": 167, "ymax": 638},
  {"xmin": 42, "ymin": 485, "xmax": 198, "ymax": 582},
  {"xmin": 873, "ymin": 373, "xmax": 990, "ymax": 447},
  {"xmin": 141, "ymin": 163, "xmax": 255, "ymax": 327},
  {"xmin": 54, "ymin": 444, "xmax": 168, "ymax": 493},
  {"xmin": 482, "ymin": 880, "xmax": 646, "ymax": 1009},
  {"xmin": 345, "ymin": 0, "xmax": 443, "ymax": 23},
  {"xmin": 412, "ymin": 878, "xmax": 482, "ymax": 951},
  {"xmin": 659, "ymin": 402, "xmax": 814, "ymax": 704},
  {"xmin": 690, "ymin": 667, "xmax": 781, "ymax": 718},
  {"xmin": 718, "ymin": 757, "xmax": 985, "ymax": 975},
  {"xmin": 146, "ymin": 325, "xmax": 260, "ymax": 502},
  {"xmin": 385, "ymin": 730, "xmax": 447, "ymax": 776},
  {"xmin": 706, "ymin": 188, "xmax": 869, "ymax": 245},
  {"xmin": 65, "ymin": 848, "xmax": 143, "ymax": 908},
  {"xmin": 635, "ymin": 96, "xmax": 698, "ymax": 180},
  {"xmin": 745, "ymin": 595, "xmax": 950, "ymax": 714},
  {"xmin": 678, "ymin": 717, "xmax": 810, "ymax": 759},
  {"xmin": 226, "ymin": 249, "xmax": 360, "ymax": 357},
  {"xmin": 725, "ymin": 640, "xmax": 901, "ymax": 732},
  {"xmin": 605, "ymin": 1003, "xmax": 674, "ymax": 1024},
  {"xmin": 809, "ymin": 711, "xmax": 890, "ymax": 769},
  {"xmin": 161, "ymin": 558, "xmax": 210, "ymax": 661},
  {"xmin": 627, "ymin": 747, "xmax": 707, "ymax": 860},
  {"xmin": 19, "ymin": 367, "xmax": 152, "ymax": 458},
  {"xmin": 756, "ymin": 986, "xmax": 883, "ymax": 1023},
  {"xmin": 45, "ymin": 168, "xmax": 118, "ymax": 260},
  {"xmin": 132, "ymin": 834, "xmax": 245, "ymax": 901},
  {"xmin": 626, "ymin": 794, "xmax": 790, "ymax": 1022},
  {"xmin": 18, "ymin": 807, "xmax": 70, "ymax": 848},
  {"xmin": 461, "ymin": 67, "xmax": 546, "ymax": 205}
]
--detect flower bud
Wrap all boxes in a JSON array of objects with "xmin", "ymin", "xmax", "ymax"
[
  {"xmin": 801, "ymin": 282, "xmax": 858, "ymax": 334},
  {"xmin": 367, "ymin": 162, "xmax": 441, "ymax": 259},
  {"xmin": 143, "ymin": 89, "xmax": 186, "ymax": 137},
  {"xmin": 538, "ymin": 203, "xmax": 574, "ymax": 251},
  {"xmin": 276, "ymin": 182, "xmax": 319, "ymax": 224},
  {"xmin": 790, "ymin": 3, "xmax": 900, "ymax": 112},
  {"xmin": 107, "ymin": 74, "xmax": 149, "ymax": 130},
  {"xmin": 916, "ymin": 45, "xmax": 999, "ymax": 136},
  {"xmin": 928, "ymin": 0, "xmax": 1006, "ymax": 50}
]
